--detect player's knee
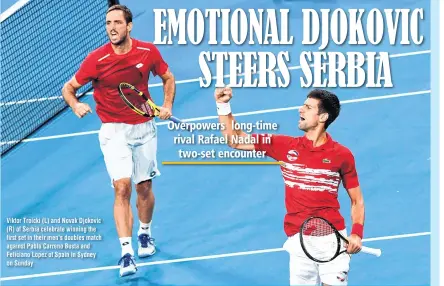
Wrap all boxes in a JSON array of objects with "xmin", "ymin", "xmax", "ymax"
[{"xmin": 113, "ymin": 179, "xmax": 132, "ymax": 200}]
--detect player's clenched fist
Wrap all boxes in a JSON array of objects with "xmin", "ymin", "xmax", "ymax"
[
  {"xmin": 214, "ymin": 86, "xmax": 232, "ymax": 103},
  {"xmin": 72, "ymin": 102, "xmax": 92, "ymax": 118}
]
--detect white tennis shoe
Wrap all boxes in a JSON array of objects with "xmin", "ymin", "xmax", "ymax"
[
  {"xmin": 138, "ymin": 233, "xmax": 156, "ymax": 258},
  {"xmin": 118, "ymin": 253, "xmax": 137, "ymax": 277}
]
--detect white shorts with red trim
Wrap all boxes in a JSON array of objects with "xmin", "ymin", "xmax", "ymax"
[{"xmin": 283, "ymin": 229, "xmax": 351, "ymax": 285}]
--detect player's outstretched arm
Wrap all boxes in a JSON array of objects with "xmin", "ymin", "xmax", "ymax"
[
  {"xmin": 214, "ymin": 87, "xmax": 255, "ymax": 151},
  {"xmin": 62, "ymin": 76, "xmax": 92, "ymax": 119}
]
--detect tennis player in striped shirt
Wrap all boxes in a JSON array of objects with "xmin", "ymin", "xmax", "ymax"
[{"xmin": 214, "ymin": 87, "xmax": 365, "ymax": 285}]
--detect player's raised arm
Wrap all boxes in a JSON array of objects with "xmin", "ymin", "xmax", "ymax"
[
  {"xmin": 214, "ymin": 87, "xmax": 255, "ymax": 151},
  {"xmin": 62, "ymin": 76, "xmax": 92, "ymax": 118}
]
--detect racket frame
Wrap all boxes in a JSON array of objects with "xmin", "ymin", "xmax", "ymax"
[
  {"xmin": 118, "ymin": 82, "xmax": 183, "ymax": 124},
  {"xmin": 118, "ymin": 82, "xmax": 159, "ymax": 118},
  {"xmin": 299, "ymin": 216, "xmax": 348, "ymax": 263},
  {"xmin": 299, "ymin": 216, "xmax": 382, "ymax": 263}
]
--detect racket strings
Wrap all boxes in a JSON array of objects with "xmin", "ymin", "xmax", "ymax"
[
  {"xmin": 122, "ymin": 88, "xmax": 155, "ymax": 116},
  {"xmin": 301, "ymin": 218, "xmax": 339, "ymax": 261}
]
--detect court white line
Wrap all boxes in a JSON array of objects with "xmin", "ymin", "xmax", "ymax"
[
  {"xmin": 0, "ymin": 49, "xmax": 431, "ymax": 106},
  {"xmin": 0, "ymin": 89, "xmax": 431, "ymax": 146},
  {"xmin": 0, "ymin": 231, "xmax": 430, "ymax": 281},
  {"xmin": 0, "ymin": 0, "xmax": 29, "ymax": 22}
]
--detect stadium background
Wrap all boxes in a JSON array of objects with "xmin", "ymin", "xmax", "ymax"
[{"xmin": 1, "ymin": 0, "xmax": 432, "ymax": 285}]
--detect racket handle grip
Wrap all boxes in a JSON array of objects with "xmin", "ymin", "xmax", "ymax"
[
  {"xmin": 168, "ymin": 116, "xmax": 194, "ymax": 132},
  {"xmin": 168, "ymin": 116, "xmax": 182, "ymax": 124},
  {"xmin": 361, "ymin": 246, "xmax": 382, "ymax": 257}
]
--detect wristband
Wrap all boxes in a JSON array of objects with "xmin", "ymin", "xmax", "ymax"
[
  {"xmin": 216, "ymin": 102, "xmax": 231, "ymax": 116},
  {"xmin": 351, "ymin": 223, "xmax": 364, "ymax": 239}
]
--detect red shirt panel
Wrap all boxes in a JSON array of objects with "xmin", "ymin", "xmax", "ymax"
[{"xmin": 75, "ymin": 38, "xmax": 169, "ymax": 124}]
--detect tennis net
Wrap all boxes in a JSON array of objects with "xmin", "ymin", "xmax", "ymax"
[{"xmin": 0, "ymin": 0, "xmax": 119, "ymax": 155}]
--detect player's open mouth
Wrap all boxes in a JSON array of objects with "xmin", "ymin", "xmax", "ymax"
[{"xmin": 300, "ymin": 116, "xmax": 305, "ymax": 121}]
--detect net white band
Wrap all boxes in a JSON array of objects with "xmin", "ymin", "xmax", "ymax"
[{"xmin": 216, "ymin": 102, "xmax": 231, "ymax": 116}]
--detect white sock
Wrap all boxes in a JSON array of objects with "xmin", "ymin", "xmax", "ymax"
[
  {"xmin": 138, "ymin": 220, "xmax": 151, "ymax": 237},
  {"xmin": 119, "ymin": 237, "xmax": 134, "ymax": 257}
]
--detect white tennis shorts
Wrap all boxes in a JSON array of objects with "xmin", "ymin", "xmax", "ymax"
[
  {"xmin": 283, "ymin": 229, "xmax": 351, "ymax": 285},
  {"xmin": 98, "ymin": 120, "xmax": 160, "ymax": 185}
]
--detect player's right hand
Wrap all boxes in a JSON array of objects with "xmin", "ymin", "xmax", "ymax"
[
  {"xmin": 72, "ymin": 102, "xmax": 92, "ymax": 118},
  {"xmin": 345, "ymin": 234, "xmax": 362, "ymax": 254},
  {"xmin": 214, "ymin": 86, "xmax": 232, "ymax": 103}
]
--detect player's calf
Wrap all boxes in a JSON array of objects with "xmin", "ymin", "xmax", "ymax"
[
  {"xmin": 135, "ymin": 180, "xmax": 156, "ymax": 258},
  {"xmin": 135, "ymin": 180, "xmax": 155, "ymax": 224}
]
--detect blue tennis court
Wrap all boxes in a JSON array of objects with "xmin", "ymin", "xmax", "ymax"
[{"xmin": 1, "ymin": 0, "xmax": 431, "ymax": 285}]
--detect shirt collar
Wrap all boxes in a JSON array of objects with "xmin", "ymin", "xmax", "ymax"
[
  {"xmin": 107, "ymin": 38, "xmax": 135, "ymax": 55},
  {"xmin": 300, "ymin": 132, "xmax": 334, "ymax": 151}
]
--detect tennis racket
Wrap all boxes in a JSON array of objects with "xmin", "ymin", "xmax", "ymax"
[
  {"xmin": 299, "ymin": 216, "xmax": 381, "ymax": 263},
  {"xmin": 118, "ymin": 82, "xmax": 183, "ymax": 124}
]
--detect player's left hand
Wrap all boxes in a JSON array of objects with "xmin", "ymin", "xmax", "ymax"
[
  {"xmin": 345, "ymin": 234, "xmax": 362, "ymax": 254},
  {"xmin": 159, "ymin": 106, "xmax": 172, "ymax": 120}
]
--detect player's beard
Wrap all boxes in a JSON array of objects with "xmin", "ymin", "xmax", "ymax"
[
  {"xmin": 298, "ymin": 124, "xmax": 309, "ymax": 132},
  {"xmin": 298, "ymin": 119, "xmax": 308, "ymax": 131},
  {"xmin": 109, "ymin": 32, "xmax": 128, "ymax": 46},
  {"xmin": 298, "ymin": 120, "xmax": 317, "ymax": 132}
]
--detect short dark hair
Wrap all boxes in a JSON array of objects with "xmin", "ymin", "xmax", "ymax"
[
  {"xmin": 307, "ymin": 89, "xmax": 341, "ymax": 129},
  {"xmin": 107, "ymin": 4, "xmax": 133, "ymax": 24}
]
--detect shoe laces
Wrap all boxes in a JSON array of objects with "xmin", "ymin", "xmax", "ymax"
[
  {"xmin": 118, "ymin": 253, "xmax": 136, "ymax": 268},
  {"xmin": 139, "ymin": 234, "xmax": 155, "ymax": 248}
]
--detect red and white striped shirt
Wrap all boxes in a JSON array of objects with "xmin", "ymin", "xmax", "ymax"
[{"xmin": 253, "ymin": 133, "xmax": 359, "ymax": 237}]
